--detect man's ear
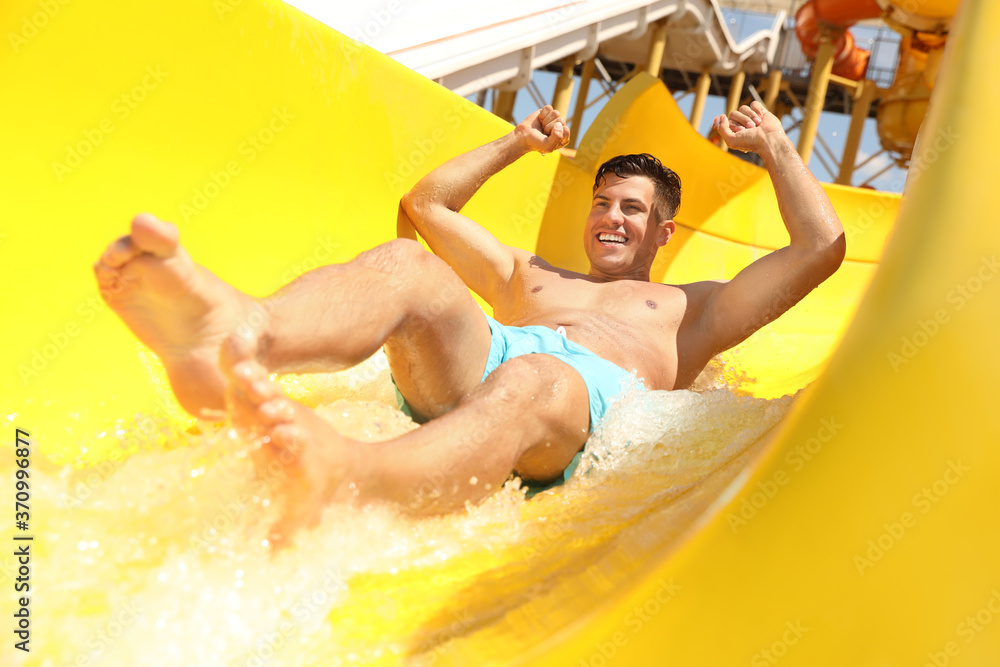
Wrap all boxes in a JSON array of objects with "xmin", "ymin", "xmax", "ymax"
[{"xmin": 656, "ymin": 219, "xmax": 676, "ymax": 247}]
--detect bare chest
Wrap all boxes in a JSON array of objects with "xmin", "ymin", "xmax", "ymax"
[{"xmin": 500, "ymin": 266, "xmax": 679, "ymax": 330}]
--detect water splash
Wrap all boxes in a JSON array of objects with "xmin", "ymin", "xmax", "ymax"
[{"xmin": 11, "ymin": 351, "xmax": 797, "ymax": 666}]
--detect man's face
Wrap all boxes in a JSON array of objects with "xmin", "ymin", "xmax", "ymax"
[{"xmin": 584, "ymin": 174, "xmax": 673, "ymax": 279}]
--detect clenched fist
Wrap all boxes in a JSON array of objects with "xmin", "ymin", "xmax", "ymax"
[
  {"xmin": 713, "ymin": 101, "xmax": 785, "ymax": 154},
  {"xmin": 515, "ymin": 105, "xmax": 570, "ymax": 153}
]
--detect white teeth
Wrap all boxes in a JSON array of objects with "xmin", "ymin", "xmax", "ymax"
[{"xmin": 598, "ymin": 233, "xmax": 626, "ymax": 243}]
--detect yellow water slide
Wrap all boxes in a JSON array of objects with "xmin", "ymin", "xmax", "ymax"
[{"xmin": 1, "ymin": 0, "xmax": 997, "ymax": 664}]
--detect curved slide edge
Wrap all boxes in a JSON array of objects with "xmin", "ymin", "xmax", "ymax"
[{"xmin": 527, "ymin": 0, "xmax": 1000, "ymax": 663}]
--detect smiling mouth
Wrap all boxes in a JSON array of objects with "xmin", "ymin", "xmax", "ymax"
[{"xmin": 597, "ymin": 232, "xmax": 627, "ymax": 244}]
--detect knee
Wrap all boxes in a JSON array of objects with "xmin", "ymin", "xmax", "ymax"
[
  {"xmin": 489, "ymin": 355, "xmax": 587, "ymax": 418},
  {"xmin": 360, "ymin": 238, "xmax": 435, "ymax": 274},
  {"xmin": 486, "ymin": 357, "xmax": 548, "ymax": 404},
  {"xmin": 365, "ymin": 240, "xmax": 468, "ymax": 319}
]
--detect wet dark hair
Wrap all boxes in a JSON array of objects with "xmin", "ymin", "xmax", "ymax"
[{"xmin": 593, "ymin": 153, "xmax": 681, "ymax": 221}]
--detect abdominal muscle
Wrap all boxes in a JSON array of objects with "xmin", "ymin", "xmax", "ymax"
[{"xmin": 501, "ymin": 308, "xmax": 680, "ymax": 391}]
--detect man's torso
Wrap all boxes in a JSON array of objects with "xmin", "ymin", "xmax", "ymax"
[{"xmin": 490, "ymin": 252, "xmax": 718, "ymax": 391}]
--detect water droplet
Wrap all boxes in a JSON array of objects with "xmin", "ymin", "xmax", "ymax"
[{"xmin": 469, "ymin": 476, "xmax": 478, "ymax": 485}]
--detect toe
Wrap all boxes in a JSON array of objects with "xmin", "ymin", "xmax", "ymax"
[
  {"xmin": 270, "ymin": 422, "xmax": 305, "ymax": 452},
  {"xmin": 258, "ymin": 398, "xmax": 295, "ymax": 426},
  {"xmin": 93, "ymin": 260, "xmax": 122, "ymax": 292},
  {"xmin": 220, "ymin": 329, "xmax": 260, "ymax": 372},
  {"xmin": 130, "ymin": 213, "xmax": 180, "ymax": 258},
  {"xmin": 229, "ymin": 359, "xmax": 269, "ymax": 397},
  {"xmin": 100, "ymin": 235, "xmax": 140, "ymax": 268}
]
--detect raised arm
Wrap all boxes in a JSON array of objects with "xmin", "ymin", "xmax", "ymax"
[
  {"xmin": 401, "ymin": 106, "xmax": 569, "ymax": 305},
  {"xmin": 698, "ymin": 101, "xmax": 846, "ymax": 353}
]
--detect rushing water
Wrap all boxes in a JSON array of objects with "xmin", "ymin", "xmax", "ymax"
[{"xmin": 6, "ymin": 350, "xmax": 797, "ymax": 667}]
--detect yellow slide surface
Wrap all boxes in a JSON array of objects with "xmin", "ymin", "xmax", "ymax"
[{"xmin": 1, "ymin": 0, "xmax": 997, "ymax": 664}]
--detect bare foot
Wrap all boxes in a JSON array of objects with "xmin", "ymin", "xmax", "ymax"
[
  {"xmin": 221, "ymin": 336, "xmax": 360, "ymax": 548},
  {"xmin": 94, "ymin": 213, "xmax": 262, "ymax": 418}
]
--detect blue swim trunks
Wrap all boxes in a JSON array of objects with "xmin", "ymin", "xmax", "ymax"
[{"xmin": 392, "ymin": 314, "xmax": 642, "ymax": 494}]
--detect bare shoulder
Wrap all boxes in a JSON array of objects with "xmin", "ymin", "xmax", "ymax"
[
  {"xmin": 670, "ymin": 279, "xmax": 729, "ymax": 348},
  {"xmin": 673, "ymin": 280, "xmax": 727, "ymax": 311},
  {"xmin": 510, "ymin": 247, "xmax": 539, "ymax": 269}
]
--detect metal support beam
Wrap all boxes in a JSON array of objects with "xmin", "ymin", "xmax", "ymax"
[
  {"xmin": 763, "ymin": 69, "xmax": 782, "ymax": 109},
  {"xmin": 798, "ymin": 36, "xmax": 835, "ymax": 164},
  {"xmin": 552, "ymin": 56, "xmax": 576, "ymax": 116},
  {"xmin": 726, "ymin": 70, "xmax": 746, "ymax": 113},
  {"xmin": 569, "ymin": 57, "xmax": 595, "ymax": 150},
  {"xmin": 837, "ymin": 78, "xmax": 877, "ymax": 185},
  {"xmin": 493, "ymin": 89, "xmax": 517, "ymax": 122},
  {"xmin": 689, "ymin": 70, "xmax": 712, "ymax": 131},
  {"xmin": 644, "ymin": 19, "xmax": 669, "ymax": 78},
  {"xmin": 718, "ymin": 70, "xmax": 746, "ymax": 153}
]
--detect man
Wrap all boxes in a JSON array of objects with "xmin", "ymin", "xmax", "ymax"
[{"xmin": 94, "ymin": 101, "xmax": 844, "ymax": 545}]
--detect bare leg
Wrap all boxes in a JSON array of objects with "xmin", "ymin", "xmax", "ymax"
[
  {"xmin": 96, "ymin": 214, "xmax": 493, "ymax": 419},
  {"xmin": 222, "ymin": 340, "xmax": 591, "ymax": 546},
  {"xmin": 256, "ymin": 236, "xmax": 493, "ymax": 420}
]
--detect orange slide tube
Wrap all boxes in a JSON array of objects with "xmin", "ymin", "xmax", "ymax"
[{"xmin": 794, "ymin": 0, "xmax": 882, "ymax": 80}]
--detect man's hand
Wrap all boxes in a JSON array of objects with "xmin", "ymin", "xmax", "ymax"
[
  {"xmin": 713, "ymin": 101, "xmax": 786, "ymax": 154},
  {"xmin": 515, "ymin": 105, "xmax": 570, "ymax": 153}
]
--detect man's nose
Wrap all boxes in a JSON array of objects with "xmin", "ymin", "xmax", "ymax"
[{"xmin": 602, "ymin": 205, "xmax": 624, "ymax": 224}]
